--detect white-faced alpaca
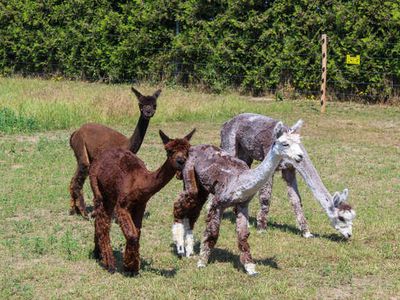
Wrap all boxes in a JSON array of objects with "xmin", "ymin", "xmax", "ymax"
[
  {"xmin": 220, "ymin": 113, "xmax": 356, "ymax": 238},
  {"xmin": 172, "ymin": 120, "xmax": 304, "ymax": 275}
]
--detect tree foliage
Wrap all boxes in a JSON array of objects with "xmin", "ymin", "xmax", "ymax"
[{"xmin": 1, "ymin": 0, "xmax": 399, "ymax": 101}]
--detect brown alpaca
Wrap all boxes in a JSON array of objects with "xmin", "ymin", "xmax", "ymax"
[
  {"xmin": 69, "ymin": 87, "xmax": 161, "ymax": 217},
  {"xmin": 89, "ymin": 129, "xmax": 195, "ymax": 274}
]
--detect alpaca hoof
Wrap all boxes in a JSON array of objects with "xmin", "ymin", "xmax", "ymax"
[
  {"xmin": 69, "ymin": 207, "xmax": 76, "ymax": 215},
  {"xmin": 78, "ymin": 210, "xmax": 89, "ymax": 220},
  {"xmin": 125, "ymin": 270, "xmax": 139, "ymax": 277},
  {"xmin": 101, "ymin": 265, "xmax": 115, "ymax": 274},
  {"xmin": 92, "ymin": 250, "xmax": 101, "ymax": 260},
  {"xmin": 185, "ymin": 248, "xmax": 193, "ymax": 257},
  {"xmin": 302, "ymin": 232, "xmax": 314, "ymax": 238},
  {"xmin": 244, "ymin": 263, "xmax": 258, "ymax": 276},
  {"xmin": 256, "ymin": 223, "xmax": 267, "ymax": 232},
  {"xmin": 176, "ymin": 245, "xmax": 185, "ymax": 256},
  {"xmin": 197, "ymin": 260, "xmax": 206, "ymax": 268},
  {"xmin": 257, "ymin": 228, "xmax": 266, "ymax": 234}
]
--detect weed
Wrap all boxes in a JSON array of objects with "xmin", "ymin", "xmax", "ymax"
[{"xmin": 0, "ymin": 107, "xmax": 39, "ymax": 133}]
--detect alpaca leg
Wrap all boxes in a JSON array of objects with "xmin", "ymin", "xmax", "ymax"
[
  {"xmin": 256, "ymin": 176, "xmax": 274, "ymax": 231},
  {"xmin": 236, "ymin": 203, "xmax": 257, "ymax": 275},
  {"xmin": 69, "ymin": 163, "xmax": 89, "ymax": 218},
  {"xmin": 198, "ymin": 203, "xmax": 222, "ymax": 268},
  {"xmin": 172, "ymin": 191, "xmax": 194, "ymax": 256},
  {"xmin": 172, "ymin": 163, "xmax": 200, "ymax": 256},
  {"xmin": 129, "ymin": 205, "xmax": 146, "ymax": 272},
  {"xmin": 94, "ymin": 206, "xmax": 115, "ymax": 273},
  {"xmin": 185, "ymin": 189, "xmax": 209, "ymax": 257},
  {"xmin": 115, "ymin": 205, "xmax": 141, "ymax": 273},
  {"xmin": 282, "ymin": 168, "xmax": 313, "ymax": 238},
  {"xmin": 93, "ymin": 232, "xmax": 100, "ymax": 259}
]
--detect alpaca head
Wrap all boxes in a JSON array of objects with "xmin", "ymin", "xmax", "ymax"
[
  {"xmin": 159, "ymin": 129, "xmax": 196, "ymax": 171},
  {"xmin": 330, "ymin": 189, "xmax": 356, "ymax": 239},
  {"xmin": 131, "ymin": 87, "xmax": 161, "ymax": 119},
  {"xmin": 273, "ymin": 120, "xmax": 304, "ymax": 163}
]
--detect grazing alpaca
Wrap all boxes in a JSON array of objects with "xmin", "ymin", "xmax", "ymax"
[
  {"xmin": 90, "ymin": 129, "xmax": 195, "ymax": 274},
  {"xmin": 172, "ymin": 120, "xmax": 303, "ymax": 275},
  {"xmin": 69, "ymin": 87, "xmax": 161, "ymax": 217},
  {"xmin": 220, "ymin": 113, "xmax": 355, "ymax": 239}
]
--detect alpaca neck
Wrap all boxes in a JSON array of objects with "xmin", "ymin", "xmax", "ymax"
[
  {"xmin": 129, "ymin": 114, "xmax": 149, "ymax": 154},
  {"xmin": 290, "ymin": 144, "xmax": 335, "ymax": 218},
  {"xmin": 235, "ymin": 146, "xmax": 282, "ymax": 196},
  {"xmin": 147, "ymin": 159, "xmax": 176, "ymax": 195}
]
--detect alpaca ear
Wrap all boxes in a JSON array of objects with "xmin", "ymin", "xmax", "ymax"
[
  {"xmin": 289, "ymin": 119, "xmax": 304, "ymax": 133},
  {"xmin": 273, "ymin": 121, "xmax": 284, "ymax": 139},
  {"xmin": 159, "ymin": 130, "xmax": 171, "ymax": 145},
  {"xmin": 333, "ymin": 191, "xmax": 342, "ymax": 207},
  {"xmin": 341, "ymin": 188, "xmax": 349, "ymax": 201},
  {"xmin": 131, "ymin": 87, "xmax": 143, "ymax": 100},
  {"xmin": 152, "ymin": 89, "xmax": 162, "ymax": 99},
  {"xmin": 184, "ymin": 128, "xmax": 196, "ymax": 141}
]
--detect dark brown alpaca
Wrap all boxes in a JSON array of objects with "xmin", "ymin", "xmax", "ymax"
[
  {"xmin": 89, "ymin": 129, "xmax": 195, "ymax": 274},
  {"xmin": 69, "ymin": 87, "xmax": 161, "ymax": 217}
]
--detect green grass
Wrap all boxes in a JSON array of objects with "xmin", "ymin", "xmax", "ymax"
[{"xmin": 0, "ymin": 77, "xmax": 399, "ymax": 299}]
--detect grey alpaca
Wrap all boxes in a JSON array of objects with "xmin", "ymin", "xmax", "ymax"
[
  {"xmin": 220, "ymin": 113, "xmax": 355, "ymax": 239},
  {"xmin": 172, "ymin": 120, "xmax": 304, "ymax": 275}
]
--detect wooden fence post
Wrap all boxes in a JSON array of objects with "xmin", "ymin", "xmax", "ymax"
[{"xmin": 320, "ymin": 34, "xmax": 328, "ymax": 113}]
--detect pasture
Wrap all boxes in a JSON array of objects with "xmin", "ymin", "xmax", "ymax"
[{"xmin": 0, "ymin": 77, "xmax": 399, "ymax": 299}]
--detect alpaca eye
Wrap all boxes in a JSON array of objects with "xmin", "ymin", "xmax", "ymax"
[
  {"xmin": 282, "ymin": 143, "xmax": 289, "ymax": 147},
  {"xmin": 338, "ymin": 216, "xmax": 345, "ymax": 222}
]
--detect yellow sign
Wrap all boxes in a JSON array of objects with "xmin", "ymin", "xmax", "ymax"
[{"xmin": 346, "ymin": 54, "xmax": 360, "ymax": 65}]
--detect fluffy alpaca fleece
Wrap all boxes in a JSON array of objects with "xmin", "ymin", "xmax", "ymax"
[
  {"xmin": 89, "ymin": 129, "xmax": 195, "ymax": 274},
  {"xmin": 220, "ymin": 113, "xmax": 356, "ymax": 238},
  {"xmin": 69, "ymin": 87, "xmax": 161, "ymax": 218},
  {"xmin": 172, "ymin": 120, "xmax": 304, "ymax": 275}
]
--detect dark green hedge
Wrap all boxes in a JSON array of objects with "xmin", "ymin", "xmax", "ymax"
[{"xmin": 1, "ymin": 0, "xmax": 399, "ymax": 101}]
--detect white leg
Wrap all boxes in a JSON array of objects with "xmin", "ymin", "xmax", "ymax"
[
  {"xmin": 183, "ymin": 218, "xmax": 194, "ymax": 257},
  {"xmin": 172, "ymin": 222, "xmax": 185, "ymax": 256},
  {"xmin": 244, "ymin": 263, "xmax": 258, "ymax": 276}
]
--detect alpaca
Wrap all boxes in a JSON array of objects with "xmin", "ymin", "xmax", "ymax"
[
  {"xmin": 89, "ymin": 129, "xmax": 195, "ymax": 274},
  {"xmin": 172, "ymin": 120, "xmax": 304, "ymax": 275},
  {"xmin": 69, "ymin": 87, "xmax": 161, "ymax": 217},
  {"xmin": 220, "ymin": 113, "xmax": 356, "ymax": 239}
]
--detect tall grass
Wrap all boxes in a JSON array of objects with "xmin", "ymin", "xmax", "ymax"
[{"xmin": 0, "ymin": 77, "xmax": 295, "ymax": 133}]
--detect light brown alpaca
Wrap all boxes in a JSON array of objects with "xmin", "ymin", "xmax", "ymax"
[
  {"xmin": 89, "ymin": 129, "xmax": 195, "ymax": 274},
  {"xmin": 69, "ymin": 87, "xmax": 161, "ymax": 217}
]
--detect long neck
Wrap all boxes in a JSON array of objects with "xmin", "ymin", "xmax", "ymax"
[
  {"xmin": 236, "ymin": 146, "xmax": 282, "ymax": 194},
  {"xmin": 147, "ymin": 159, "xmax": 177, "ymax": 195},
  {"xmin": 129, "ymin": 113, "xmax": 150, "ymax": 154},
  {"xmin": 289, "ymin": 144, "xmax": 335, "ymax": 218}
]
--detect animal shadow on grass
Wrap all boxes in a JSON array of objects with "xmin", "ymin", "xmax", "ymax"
[
  {"xmin": 169, "ymin": 236, "xmax": 278, "ymax": 272},
  {"xmin": 209, "ymin": 248, "xmax": 279, "ymax": 271},
  {"xmin": 222, "ymin": 211, "xmax": 348, "ymax": 243},
  {"xmin": 91, "ymin": 249, "xmax": 177, "ymax": 278}
]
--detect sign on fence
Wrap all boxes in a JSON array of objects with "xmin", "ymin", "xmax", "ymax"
[{"xmin": 346, "ymin": 54, "xmax": 360, "ymax": 65}]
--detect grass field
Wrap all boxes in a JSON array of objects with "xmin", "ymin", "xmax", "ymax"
[{"xmin": 0, "ymin": 77, "xmax": 399, "ymax": 299}]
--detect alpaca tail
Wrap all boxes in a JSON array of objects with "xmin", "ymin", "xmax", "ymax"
[{"xmin": 69, "ymin": 130, "xmax": 77, "ymax": 148}]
